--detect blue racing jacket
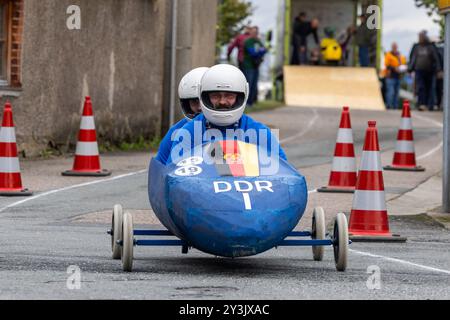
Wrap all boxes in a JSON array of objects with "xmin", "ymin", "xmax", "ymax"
[
  {"xmin": 168, "ymin": 114, "xmax": 287, "ymax": 164},
  {"xmin": 155, "ymin": 118, "xmax": 188, "ymax": 165}
]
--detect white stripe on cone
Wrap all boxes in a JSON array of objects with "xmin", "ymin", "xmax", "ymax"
[
  {"xmin": 80, "ymin": 116, "xmax": 96, "ymax": 130},
  {"xmin": 75, "ymin": 142, "xmax": 99, "ymax": 156},
  {"xmin": 332, "ymin": 157, "xmax": 357, "ymax": 172},
  {"xmin": 0, "ymin": 127, "xmax": 16, "ymax": 143},
  {"xmin": 336, "ymin": 129, "xmax": 354, "ymax": 143},
  {"xmin": 352, "ymin": 190, "xmax": 387, "ymax": 211},
  {"xmin": 0, "ymin": 157, "xmax": 20, "ymax": 173},
  {"xmin": 395, "ymin": 141, "xmax": 415, "ymax": 153},
  {"xmin": 399, "ymin": 118, "xmax": 413, "ymax": 130},
  {"xmin": 359, "ymin": 151, "xmax": 383, "ymax": 171}
]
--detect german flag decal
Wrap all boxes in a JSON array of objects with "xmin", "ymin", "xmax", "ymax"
[{"xmin": 208, "ymin": 140, "xmax": 260, "ymax": 177}]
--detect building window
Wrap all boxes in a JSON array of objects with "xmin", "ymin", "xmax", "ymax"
[{"xmin": 0, "ymin": 0, "xmax": 23, "ymax": 88}]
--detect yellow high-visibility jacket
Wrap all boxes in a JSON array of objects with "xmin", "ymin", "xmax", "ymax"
[{"xmin": 383, "ymin": 51, "xmax": 407, "ymax": 77}]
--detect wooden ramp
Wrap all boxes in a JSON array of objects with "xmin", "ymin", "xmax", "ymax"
[{"xmin": 284, "ymin": 66, "xmax": 386, "ymax": 110}]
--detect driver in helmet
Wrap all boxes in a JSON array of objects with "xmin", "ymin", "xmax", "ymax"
[
  {"xmin": 155, "ymin": 67, "xmax": 209, "ymax": 164},
  {"xmin": 169, "ymin": 64, "xmax": 287, "ymax": 164}
]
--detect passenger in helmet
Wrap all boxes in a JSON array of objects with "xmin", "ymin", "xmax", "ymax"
[
  {"xmin": 169, "ymin": 64, "xmax": 287, "ymax": 164},
  {"xmin": 155, "ymin": 67, "xmax": 209, "ymax": 164}
]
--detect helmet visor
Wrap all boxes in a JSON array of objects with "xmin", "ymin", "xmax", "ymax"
[
  {"xmin": 201, "ymin": 91, "xmax": 246, "ymax": 111},
  {"xmin": 180, "ymin": 98, "xmax": 201, "ymax": 119}
]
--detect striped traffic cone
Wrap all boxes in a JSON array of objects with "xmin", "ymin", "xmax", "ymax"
[
  {"xmin": 0, "ymin": 102, "xmax": 32, "ymax": 196},
  {"xmin": 318, "ymin": 106, "xmax": 356, "ymax": 193},
  {"xmin": 62, "ymin": 97, "xmax": 111, "ymax": 177},
  {"xmin": 384, "ymin": 100, "xmax": 425, "ymax": 172},
  {"xmin": 348, "ymin": 121, "xmax": 406, "ymax": 242}
]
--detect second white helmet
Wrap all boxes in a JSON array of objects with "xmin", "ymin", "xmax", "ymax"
[
  {"xmin": 178, "ymin": 67, "xmax": 209, "ymax": 120},
  {"xmin": 199, "ymin": 64, "xmax": 249, "ymax": 127}
]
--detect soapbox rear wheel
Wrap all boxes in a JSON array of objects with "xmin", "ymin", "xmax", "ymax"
[
  {"xmin": 312, "ymin": 207, "xmax": 326, "ymax": 261},
  {"xmin": 121, "ymin": 212, "xmax": 134, "ymax": 272},
  {"xmin": 111, "ymin": 204, "xmax": 123, "ymax": 260},
  {"xmin": 333, "ymin": 213, "xmax": 349, "ymax": 272}
]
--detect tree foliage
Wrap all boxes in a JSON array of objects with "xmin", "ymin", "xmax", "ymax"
[
  {"xmin": 415, "ymin": 0, "xmax": 439, "ymax": 12},
  {"xmin": 414, "ymin": 0, "xmax": 445, "ymax": 38},
  {"xmin": 216, "ymin": 0, "xmax": 254, "ymax": 47}
]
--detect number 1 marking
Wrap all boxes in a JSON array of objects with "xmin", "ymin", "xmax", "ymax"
[{"xmin": 242, "ymin": 193, "xmax": 252, "ymax": 210}]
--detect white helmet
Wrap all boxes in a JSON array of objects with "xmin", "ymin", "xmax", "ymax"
[
  {"xmin": 178, "ymin": 67, "xmax": 209, "ymax": 119},
  {"xmin": 199, "ymin": 64, "xmax": 249, "ymax": 126}
]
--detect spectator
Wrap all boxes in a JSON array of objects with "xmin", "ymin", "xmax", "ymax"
[
  {"xmin": 338, "ymin": 26, "xmax": 355, "ymax": 66},
  {"xmin": 409, "ymin": 31, "xmax": 442, "ymax": 111},
  {"xmin": 384, "ymin": 42, "xmax": 407, "ymax": 109},
  {"xmin": 291, "ymin": 12, "xmax": 319, "ymax": 65},
  {"xmin": 380, "ymin": 63, "xmax": 387, "ymax": 106},
  {"xmin": 227, "ymin": 26, "xmax": 251, "ymax": 71},
  {"xmin": 242, "ymin": 26, "xmax": 267, "ymax": 107},
  {"xmin": 355, "ymin": 14, "xmax": 374, "ymax": 67}
]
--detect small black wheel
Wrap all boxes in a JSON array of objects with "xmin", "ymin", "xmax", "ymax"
[
  {"xmin": 111, "ymin": 204, "xmax": 123, "ymax": 259},
  {"xmin": 121, "ymin": 212, "xmax": 134, "ymax": 272},
  {"xmin": 333, "ymin": 213, "xmax": 349, "ymax": 272},
  {"xmin": 312, "ymin": 207, "xmax": 326, "ymax": 261}
]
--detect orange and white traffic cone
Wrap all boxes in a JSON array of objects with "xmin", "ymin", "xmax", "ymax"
[
  {"xmin": 62, "ymin": 97, "xmax": 111, "ymax": 177},
  {"xmin": 318, "ymin": 106, "xmax": 357, "ymax": 193},
  {"xmin": 0, "ymin": 101, "xmax": 32, "ymax": 196},
  {"xmin": 348, "ymin": 121, "xmax": 406, "ymax": 242},
  {"xmin": 384, "ymin": 100, "xmax": 425, "ymax": 172}
]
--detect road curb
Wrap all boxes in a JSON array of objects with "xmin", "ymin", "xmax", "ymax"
[
  {"xmin": 427, "ymin": 212, "xmax": 450, "ymax": 230},
  {"xmin": 387, "ymin": 174, "xmax": 443, "ymax": 216}
]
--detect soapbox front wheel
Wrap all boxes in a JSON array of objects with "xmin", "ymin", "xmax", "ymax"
[
  {"xmin": 312, "ymin": 207, "xmax": 326, "ymax": 261},
  {"xmin": 121, "ymin": 212, "xmax": 134, "ymax": 272},
  {"xmin": 333, "ymin": 213, "xmax": 349, "ymax": 272},
  {"xmin": 111, "ymin": 204, "xmax": 123, "ymax": 260}
]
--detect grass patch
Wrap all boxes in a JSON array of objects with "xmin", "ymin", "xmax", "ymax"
[
  {"xmin": 99, "ymin": 135, "xmax": 161, "ymax": 153},
  {"xmin": 119, "ymin": 135, "xmax": 161, "ymax": 152},
  {"xmin": 245, "ymin": 100, "xmax": 284, "ymax": 114},
  {"xmin": 431, "ymin": 214, "xmax": 450, "ymax": 223},
  {"xmin": 393, "ymin": 214, "xmax": 434, "ymax": 223},
  {"xmin": 39, "ymin": 148, "xmax": 58, "ymax": 159}
]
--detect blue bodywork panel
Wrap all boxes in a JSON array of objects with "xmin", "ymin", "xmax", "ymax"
[{"xmin": 148, "ymin": 142, "xmax": 308, "ymax": 258}]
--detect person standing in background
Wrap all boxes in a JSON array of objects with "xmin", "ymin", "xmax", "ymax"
[
  {"xmin": 384, "ymin": 42, "xmax": 407, "ymax": 109},
  {"xmin": 227, "ymin": 26, "xmax": 251, "ymax": 71},
  {"xmin": 338, "ymin": 25, "xmax": 355, "ymax": 66},
  {"xmin": 409, "ymin": 31, "xmax": 442, "ymax": 111},
  {"xmin": 355, "ymin": 14, "xmax": 374, "ymax": 67},
  {"xmin": 242, "ymin": 26, "xmax": 267, "ymax": 107},
  {"xmin": 291, "ymin": 12, "xmax": 319, "ymax": 65}
]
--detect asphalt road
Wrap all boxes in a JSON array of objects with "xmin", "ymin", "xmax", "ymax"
[{"xmin": 1, "ymin": 106, "xmax": 449, "ymax": 300}]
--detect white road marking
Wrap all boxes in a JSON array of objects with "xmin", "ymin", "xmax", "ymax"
[
  {"xmin": 308, "ymin": 189, "xmax": 317, "ymax": 194},
  {"xmin": 417, "ymin": 141, "xmax": 443, "ymax": 160},
  {"xmin": 280, "ymin": 108, "xmax": 319, "ymax": 144},
  {"xmin": 350, "ymin": 249, "xmax": 450, "ymax": 275},
  {"xmin": 413, "ymin": 113, "xmax": 443, "ymax": 128},
  {"xmin": 411, "ymin": 113, "xmax": 443, "ymax": 160},
  {"xmin": 0, "ymin": 169, "xmax": 148, "ymax": 214}
]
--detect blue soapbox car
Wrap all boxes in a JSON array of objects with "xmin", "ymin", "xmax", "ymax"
[{"xmin": 109, "ymin": 140, "xmax": 349, "ymax": 272}]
